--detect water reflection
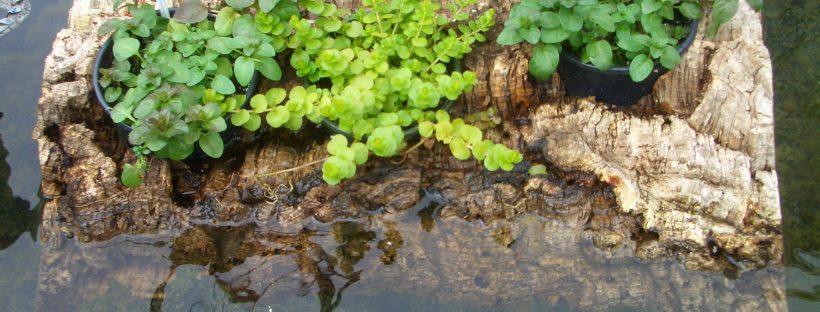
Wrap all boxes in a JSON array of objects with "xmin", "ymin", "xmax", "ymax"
[
  {"xmin": 0, "ymin": 124, "xmax": 36, "ymax": 249},
  {"xmin": 764, "ymin": 0, "xmax": 820, "ymax": 308},
  {"xmin": 135, "ymin": 220, "xmax": 385, "ymax": 312},
  {"xmin": 36, "ymin": 194, "xmax": 787, "ymax": 311}
]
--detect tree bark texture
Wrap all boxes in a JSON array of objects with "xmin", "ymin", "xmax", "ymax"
[{"xmin": 33, "ymin": 1, "xmax": 783, "ymax": 310}]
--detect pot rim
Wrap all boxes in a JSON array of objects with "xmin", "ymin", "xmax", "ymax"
[{"xmin": 559, "ymin": 19, "xmax": 699, "ymax": 75}]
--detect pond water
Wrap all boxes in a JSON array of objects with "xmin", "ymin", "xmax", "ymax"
[{"xmin": 0, "ymin": 1, "xmax": 817, "ymax": 311}]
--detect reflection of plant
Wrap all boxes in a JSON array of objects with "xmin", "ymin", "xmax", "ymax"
[
  {"xmin": 333, "ymin": 222, "xmax": 376, "ymax": 275},
  {"xmin": 497, "ymin": 0, "xmax": 762, "ymax": 82},
  {"xmin": 377, "ymin": 222, "xmax": 404, "ymax": 264},
  {"xmin": 98, "ymin": 1, "xmax": 293, "ymax": 187},
  {"xmin": 233, "ymin": 0, "xmax": 525, "ymax": 185}
]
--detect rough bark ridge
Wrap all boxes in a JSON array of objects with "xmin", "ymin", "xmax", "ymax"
[
  {"xmin": 522, "ymin": 2, "xmax": 782, "ymax": 269},
  {"xmin": 33, "ymin": 1, "xmax": 782, "ymax": 306}
]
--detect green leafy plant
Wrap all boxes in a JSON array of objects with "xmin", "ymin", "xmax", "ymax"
[
  {"xmin": 97, "ymin": 0, "xmax": 295, "ymax": 187},
  {"xmin": 232, "ymin": 0, "xmax": 527, "ymax": 185},
  {"xmin": 497, "ymin": 0, "xmax": 761, "ymax": 82}
]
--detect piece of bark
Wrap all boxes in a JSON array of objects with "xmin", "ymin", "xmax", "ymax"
[
  {"xmin": 33, "ymin": 1, "xmax": 786, "ymax": 310},
  {"xmin": 34, "ymin": 0, "xmax": 781, "ymax": 285}
]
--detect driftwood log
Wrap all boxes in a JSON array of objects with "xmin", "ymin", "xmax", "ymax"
[{"xmin": 34, "ymin": 1, "xmax": 785, "ymax": 311}]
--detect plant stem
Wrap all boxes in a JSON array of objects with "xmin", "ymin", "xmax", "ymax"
[
  {"xmin": 373, "ymin": 0, "xmax": 385, "ymax": 34},
  {"xmin": 251, "ymin": 157, "xmax": 329, "ymax": 178},
  {"xmin": 390, "ymin": 0, "xmax": 407, "ymax": 36},
  {"xmin": 423, "ymin": 27, "xmax": 481, "ymax": 73},
  {"xmin": 391, "ymin": 138, "xmax": 429, "ymax": 164}
]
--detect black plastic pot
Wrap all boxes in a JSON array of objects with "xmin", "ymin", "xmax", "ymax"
[
  {"xmin": 92, "ymin": 9, "xmax": 260, "ymax": 162},
  {"xmin": 321, "ymin": 62, "xmax": 461, "ymax": 141},
  {"xmin": 556, "ymin": 19, "xmax": 699, "ymax": 106}
]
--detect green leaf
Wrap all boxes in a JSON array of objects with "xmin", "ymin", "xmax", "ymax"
[
  {"xmin": 266, "ymin": 89, "xmax": 287, "ymax": 106},
  {"xmin": 113, "ymin": 38, "xmax": 140, "ymax": 61},
  {"xmin": 590, "ymin": 11, "xmax": 616, "ymax": 32},
  {"xmin": 540, "ymin": 28, "xmax": 569, "ymax": 44},
  {"xmin": 459, "ymin": 125, "xmax": 483, "ymax": 145},
  {"xmin": 104, "ymin": 87, "xmax": 122, "ymax": 103},
  {"xmin": 367, "ymin": 126, "xmax": 403, "ymax": 157},
  {"xmin": 587, "ymin": 40, "xmax": 613, "ymax": 71},
  {"xmin": 641, "ymin": 0, "xmax": 662, "ymax": 14},
  {"xmin": 529, "ymin": 43, "xmax": 560, "ymax": 80},
  {"xmin": 327, "ymin": 135, "xmax": 349, "ymax": 156},
  {"xmin": 250, "ymin": 94, "xmax": 268, "ymax": 113},
  {"xmin": 537, "ymin": 12, "xmax": 561, "ymax": 29},
  {"xmin": 225, "ymin": 0, "xmax": 254, "ymax": 9},
  {"xmin": 519, "ymin": 27, "xmax": 541, "ymax": 45},
  {"xmin": 472, "ymin": 140, "xmax": 494, "ymax": 160},
  {"xmin": 449, "ymin": 138, "xmax": 471, "ymax": 160},
  {"xmin": 255, "ymin": 57, "xmax": 283, "ymax": 81},
  {"xmin": 199, "ymin": 131, "xmax": 224, "ymax": 158},
  {"xmin": 412, "ymin": 37, "xmax": 428, "ymax": 48},
  {"xmin": 436, "ymin": 110, "xmax": 450, "ymax": 123},
  {"xmin": 266, "ymin": 106, "xmax": 290, "ymax": 128},
  {"xmin": 617, "ymin": 33, "xmax": 647, "ymax": 52},
  {"xmin": 234, "ymin": 56, "xmax": 255, "ymax": 87},
  {"xmin": 167, "ymin": 61, "xmax": 192, "ymax": 84},
  {"xmin": 98, "ymin": 19, "xmax": 124, "ymax": 35},
  {"xmin": 558, "ymin": 7, "xmax": 583, "ymax": 32},
  {"xmin": 259, "ymin": 0, "xmax": 281, "ymax": 13},
  {"xmin": 418, "ymin": 121, "xmax": 434, "ymax": 138},
  {"xmin": 350, "ymin": 142, "xmax": 369, "ymax": 165},
  {"xmin": 173, "ymin": 0, "xmax": 209, "ymax": 24},
  {"xmin": 207, "ymin": 37, "xmax": 237, "ymax": 54},
  {"xmin": 322, "ymin": 156, "xmax": 355, "ymax": 185},
  {"xmin": 121, "ymin": 163, "xmax": 145, "ymax": 188},
  {"xmin": 707, "ymin": 0, "xmax": 739, "ymax": 38},
  {"xmin": 678, "ymin": 2, "xmax": 702, "ymax": 20},
  {"xmin": 496, "ymin": 28, "xmax": 522, "ymax": 45},
  {"xmin": 256, "ymin": 43, "xmax": 277, "ymax": 58},
  {"xmin": 304, "ymin": 1, "xmax": 326, "ymax": 14},
  {"xmin": 215, "ymin": 7, "xmax": 236, "ymax": 36},
  {"xmin": 167, "ymin": 139, "xmax": 195, "ymax": 160},
  {"xmin": 435, "ymin": 120, "xmax": 454, "ymax": 143},
  {"xmin": 746, "ymin": 0, "xmax": 762, "ymax": 11},
  {"xmin": 243, "ymin": 114, "xmax": 262, "ymax": 131},
  {"xmin": 110, "ymin": 103, "xmax": 133, "ymax": 123},
  {"xmin": 346, "ymin": 21, "xmax": 364, "ymax": 38},
  {"xmin": 211, "ymin": 75, "xmax": 236, "ymax": 95},
  {"xmin": 529, "ymin": 164, "xmax": 548, "ymax": 176},
  {"xmin": 629, "ymin": 54, "xmax": 654, "ymax": 82},
  {"xmin": 231, "ymin": 109, "xmax": 251, "ymax": 126},
  {"xmin": 659, "ymin": 46, "xmax": 681, "ymax": 70},
  {"xmin": 203, "ymin": 117, "xmax": 228, "ymax": 132}
]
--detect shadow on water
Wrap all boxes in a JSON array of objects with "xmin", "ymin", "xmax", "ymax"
[
  {"xmin": 0, "ymin": 1, "xmax": 71, "ymax": 311},
  {"xmin": 763, "ymin": 0, "xmax": 820, "ymax": 310},
  {"xmin": 0, "ymin": 120, "xmax": 37, "ymax": 249}
]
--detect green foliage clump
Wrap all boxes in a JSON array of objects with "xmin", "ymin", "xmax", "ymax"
[
  {"xmin": 497, "ymin": 0, "xmax": 760, "ymax": 82},
  {"xmin": 233, "ymin": 0, "xmax": 525, "ymax": 185},
  {"xmin": 99, "ymin": 1, "xmax": 294, "ymax": 187}
]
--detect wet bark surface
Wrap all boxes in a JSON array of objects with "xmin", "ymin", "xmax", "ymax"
[{"xmin": 33, "ymin": 1, "xmax": 785, "ymax": 311}]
